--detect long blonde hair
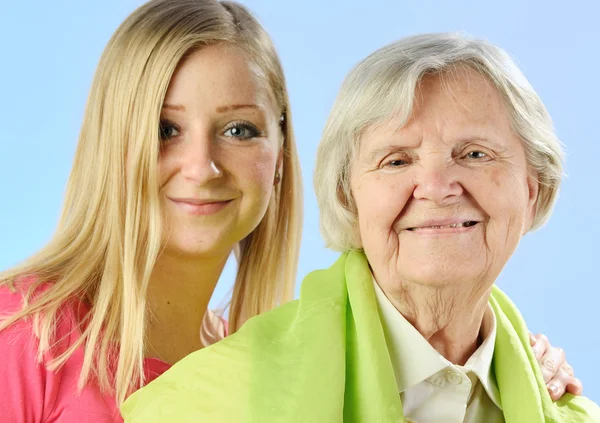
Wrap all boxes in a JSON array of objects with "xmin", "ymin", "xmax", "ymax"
[{"xmin": 0, "ymin": 0, "xmax": 302, "ymax": 405}]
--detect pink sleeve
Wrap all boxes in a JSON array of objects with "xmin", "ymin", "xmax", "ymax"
[{"xmin": 0, "ymin": 285, "xmax": 59, "ymax": 423}]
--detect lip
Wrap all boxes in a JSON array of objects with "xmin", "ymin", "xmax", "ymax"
[
  {"xmin": 167, "ymin": 197, "xmax": 233, "ymax": 216},
  {"xmin": 404, "ymin": 218, "xmax": 481, "ymax": 234}
]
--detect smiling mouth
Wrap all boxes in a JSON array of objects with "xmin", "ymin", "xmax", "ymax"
[
  {"xmin": 407, "ymin": 221, "xmax": 479, "ymax": 231},
  {"xmin": 168, "ymin": 198, "xmax": 233, "ymax": 216}
]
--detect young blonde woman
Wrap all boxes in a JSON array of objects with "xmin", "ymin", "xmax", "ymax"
[
  {"xmin": 0, "ymin": 1, "xmax": 581, "ymax": 421},
  {"xmin": 0, "ymin": 0, "xmax": 300, "ymax": 420}
]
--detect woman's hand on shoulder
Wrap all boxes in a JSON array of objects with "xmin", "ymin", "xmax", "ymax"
[{"xmin": 530, "ymin": 332, "xmax": 583, "ymax": 401}]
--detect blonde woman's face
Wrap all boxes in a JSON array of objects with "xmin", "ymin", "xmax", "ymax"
[
  {"xmin": 158, "ymin": 44, "xmax": 281, "ymax": 259},
  {"xmin": 350, "ymin": 69, "xmax": 539, "ymax": 293}
]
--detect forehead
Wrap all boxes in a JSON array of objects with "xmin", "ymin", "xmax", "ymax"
[
  {"xmin": 359, "ymin": 67, "xmax": 514, "ymax": 151},
  {"xmin": 164, "ymin": 44, "xmax": 276, "ymax": 110},
  {"xmin": 414, "ymin": 68, "xmax": 506, "ymax": 124}
]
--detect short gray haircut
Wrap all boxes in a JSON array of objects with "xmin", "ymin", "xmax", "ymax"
[{"xmin": 314, "ymin": 32, "xmax": 564, "ymax": 251}]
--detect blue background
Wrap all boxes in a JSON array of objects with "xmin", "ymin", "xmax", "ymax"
[{"xmin": 1, "ymin": 0, "xmax": 598, "ymax": 401}]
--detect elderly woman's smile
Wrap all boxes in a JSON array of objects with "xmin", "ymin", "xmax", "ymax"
[
  {"xmin": 403, "ymin": 219, "xmax": 479, "ymax": 232},
  {"xmin": 351, "ymin": 68, "xmax": 539, "ymax": 298}
]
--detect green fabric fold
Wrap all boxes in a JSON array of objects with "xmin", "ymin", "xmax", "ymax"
[{"xmin": 122, "ymin": 250, "xmax": 599, "ymax": 422}]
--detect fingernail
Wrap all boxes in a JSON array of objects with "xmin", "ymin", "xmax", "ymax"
[
  {"xmin": 529, "ymin": 333, "xmax": 537, "ymax": 345},
  {"xmin": 548, "ymin": 384, "xmax": 559, "ymax": 395}
]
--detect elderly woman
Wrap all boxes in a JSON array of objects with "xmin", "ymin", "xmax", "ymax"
[{"xmin": 121, "ymin": 33, "xmax": 599, "ymax": 422}]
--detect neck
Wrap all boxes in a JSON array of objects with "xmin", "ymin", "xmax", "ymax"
[
  {"xmin": 145, "ymin": 250, "xmax": 229, "ymax": 364},
  {"xmin": 379, "ymin": 276, "xmax": 493, "ymax": 365}
]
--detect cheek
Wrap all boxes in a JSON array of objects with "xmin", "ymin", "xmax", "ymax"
[
  {"xmin": 354, "ymin": 175, "xmax": 412, "ymax": 232},
  {"xmin": 490, "ymin": 168, "xmax": 502, "ymax": 188},
  {"xmin": 158, "ymin": 143, "xmax": 196, "ymax": 189},
  {"xmin": 469, "ymin": 167, "xmax": 530, "ymax": 222},
  {"xmin": 157, "ymin": 151, "xmax": 176, "ymax": 187},
  {"xmin": 235, "ymin": 147, "xmax": 277, "ymax": 194}
]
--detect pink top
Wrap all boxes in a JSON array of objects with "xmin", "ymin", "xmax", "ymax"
[{"xmin": 0, "ymin": 279, "xmax": 171, "ymax": 422}]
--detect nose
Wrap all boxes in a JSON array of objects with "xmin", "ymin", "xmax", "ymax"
[
  {"xmin": 179, "ymin": 131, "xmax": 222, "ymax": 184},
  {"xmin": 412, "ymin": 157, "xmax": 463, "ymax": 205}
]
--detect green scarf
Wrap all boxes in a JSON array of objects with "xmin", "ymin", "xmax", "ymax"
[{"xmin": 122, "ymin": 251, "xmax": 599, "ymax": 422}]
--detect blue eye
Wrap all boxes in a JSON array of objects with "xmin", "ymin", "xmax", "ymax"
[
  {"xmin": 466, "ymin": 151, "xmax": 487, "ymax": 159},
  {"xmin": 224, "ymin": 122, "xmax": 261, "ymax": 139}
]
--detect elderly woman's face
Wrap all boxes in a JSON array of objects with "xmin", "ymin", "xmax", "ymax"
[{"xmin": 350, "ymin": 68, "xmax": 539, "ymax": 290}]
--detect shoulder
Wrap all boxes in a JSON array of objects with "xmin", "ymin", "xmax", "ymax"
[
  {"xmin": 0, "ymin": 278, "xmax": 46, "ymax": 363},
  {"xmin": 122, "ymin": 255, "xmax": 356, "ymax": 421},
  {"xmin": 0, "ymin": 278, "xmax": 56, "ymax": 421},
  {"xmin": 0, "ymin": 275, "xmax": 41, "ymax": 311},
  {"xmin": 0, "ymin": 276, "xmax": 85, "ymax": 351},
  {"xmin": 0, "ymin": 276, "xmax": 55, "ymax": 346},
  {"xmin": 122, "ymin": 266, "xmax": 350, "ymax": 422},
  {"xmin": 555, "ymin": 394, "xmax": 600, "ymax": 421},
  {"xmin": 121, "ymin": 299, "xmax": 304, "ymax": 421},
  {"xmin": 0, "ymin": 277, "xmax": 92, "ymax": 422}
]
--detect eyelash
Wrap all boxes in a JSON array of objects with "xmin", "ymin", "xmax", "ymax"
[
  {"xmin": 464, "ymin": 150, "xmax": 488, "ymax": 159},
  {"xmin": 382, "ymin": 149, "xmax": 490, "ymax": 168},
  {"xmin": 159, "ymin": 119, "xmax": 180, "ymax": 142},
  {"xmin": 223, "ymin": 120, "xmax": 262, "ymax": 140},
  {"xmin": 158, "ymin": 119, "xmax": 262, "ymax": 143},
  {"xmin": 385, "ymin": 159, "xmax": 409, "ymax": 167}
]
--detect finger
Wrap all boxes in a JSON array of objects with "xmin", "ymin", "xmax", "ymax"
[
  {"xmin": 547, "ymin": 367, "xmax": 578, "ymax": 401},
  {"xmin": 547, "ymin": 379, "xmax": 566, "ymax": 401},
  {"xmin": 566, "ymin": 377, "xmax": 583, "ymax": 396},
  {"xmin": 532, "ymin": 333, "xmax": 549, "ymax": 361},
  {"xmin": 529, "ymin": 332, "xmax": 537, "ymax": 346},
  {"xmin": 561, "ymin": 362, "xmax": 574, "ymax": 378},
  {"xmin": 539, "ymin": 345, "xmax": 565, "ymax": 384}
]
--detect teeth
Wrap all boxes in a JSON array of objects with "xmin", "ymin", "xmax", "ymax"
[{"xmin": 411, "ymin": 221, "xmax": 476, "ymax": 230}]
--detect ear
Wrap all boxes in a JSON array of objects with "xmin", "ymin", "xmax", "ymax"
[
  {"xmin": 273, "ymin": 149, "xmax": 284, "ymax": 186},
  {"xmin": 524, "ymin": 174, "xmax": 540, "ymax": 233}
]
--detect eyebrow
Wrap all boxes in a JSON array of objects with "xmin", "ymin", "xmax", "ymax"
[
  {"xmin": 366, "ymin": 145, "xmax": 407, "ymax": 162},
  {"xmin": 216, "ymin": 104, "xmax": 263, "ymax": 113},
  {"xmin": 364, "ymin": 137, "xmax": 505, "ymax": 161},
  {"xmin": 161, "ymin": 103, "xmax": 264, "ymax": 114},
  {"xmin": 162, "ymin": 103, "xmax": 186, "ymax": 111}
]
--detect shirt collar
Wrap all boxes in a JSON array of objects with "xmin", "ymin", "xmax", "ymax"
[
  {"xmin": 457, "ymin": 301, "xmax": 501, "ymax": 409},
  {"xmin": 372, "ymin": 277, "xmax": 502, "ymax": 409}
]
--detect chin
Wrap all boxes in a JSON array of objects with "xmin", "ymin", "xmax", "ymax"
[
  {"xmin": 166, "ymin": 246, "xmax": 232, "ymax": 261},
  {"xmin": 401, "ymin": 262, "xmax": 486, "ymax": 287},
  {"xmin": 163, "ymin": 236, "xmax": 234, "ymax": 260}
]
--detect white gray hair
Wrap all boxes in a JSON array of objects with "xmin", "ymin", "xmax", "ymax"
[{"xmin": 314, "ymin": 32, "xmax": 564, "ymax": 251}]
